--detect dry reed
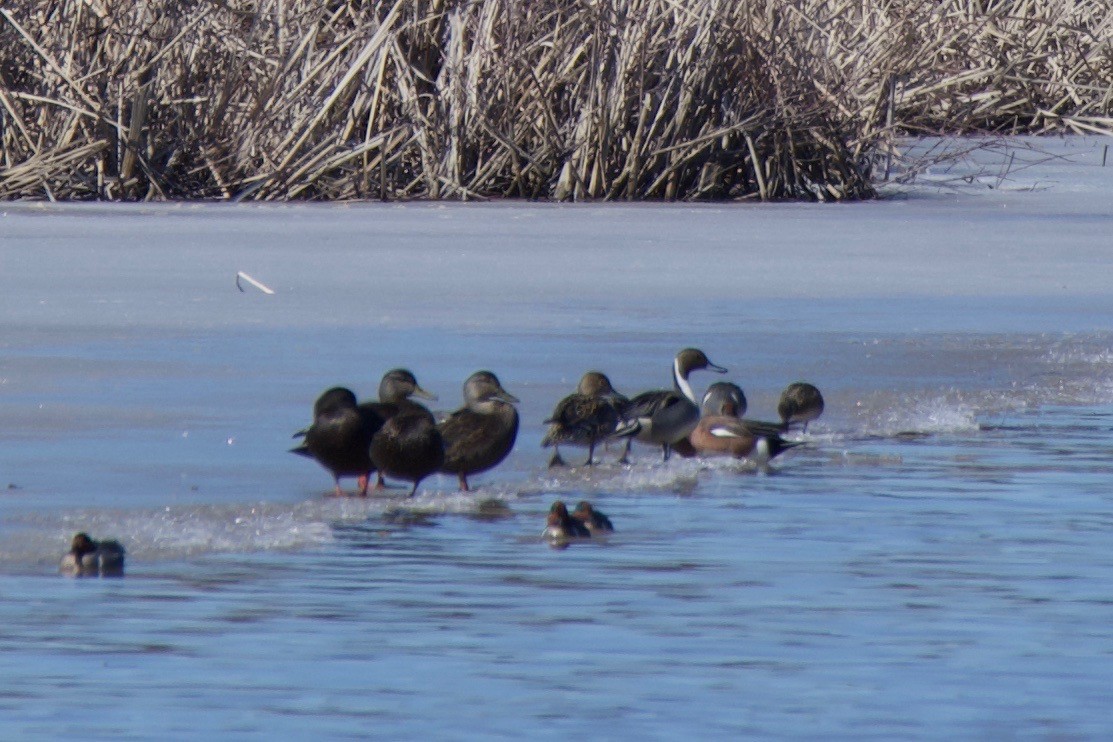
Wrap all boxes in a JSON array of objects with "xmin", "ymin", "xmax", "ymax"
[{"xmin": 1, "ymin": 0, "xmax": 1110, "ymax": 202}]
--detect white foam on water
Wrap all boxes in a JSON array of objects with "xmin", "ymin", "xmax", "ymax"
[
  {"xmin": 0, "ymin": 488, "xmax": 526, "ymax": 569},
  {"xmin": 858, "ymin": 394, "xmax": 981, "ymax": 437}
]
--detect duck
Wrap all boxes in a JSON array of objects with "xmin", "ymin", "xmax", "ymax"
[
  {"xmin": 437, "ymin": 371, "xmax": 520, "ymax": 491},
  {"xmin": 571, "ymin": 500, "xmax": 614, "ymax": 534},
  {"xmin": 777, "ymin": 382, "xmax": 825, "ymax": 432},
  {"xmin": 291, "ymin": 371, "xmax": 438, "ymax": 496},
  {"xmin": 290, "ymin": 386, "xmax": 378, "ymax": 496},
  {"xmin": 541, "ymin": 371, "xmax": 628, "ymax": 467},
  {"xmin": 703, "ymin": 381, "xmax": 747, "ymax": 418},
  {"xmin": 688, "ymin": 382, "xmax": 800, "ymax": 463},
  {"xmin": 60, "ymin": 532, "xmax": 125, "ymax": 577},
  {"xmin": 359, "ymin": 369, "xmax": 438, "ymax": 488},
  {"xmin": 672, "ymin": 381, "xmax": 746, "ymax": 458},
  {"xmin": 542, "ymin": 500, "xmax": 591, "ymax": 541},
  {"xmin": 360, "ymin": 368, "xmax": 438, "ymax": 425},
  {"xmin": 619, "ymin": 348, "xmax": 727, "ymax": 462},
  {"xmin": 370, "ymin": 409, "xmax": 445, "ymax": 497}
]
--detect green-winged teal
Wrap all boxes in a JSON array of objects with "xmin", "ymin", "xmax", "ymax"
[
  {"xmin": 571, "ymin": 500, "xmax": 614, "ymax": 534},
  {"xmin": 542, "ymin": 500, "xmax": 591, "ymax": 541},
  {"xmin": 60, "ymin": 532, "xmax": 125, "ymax": 577}
]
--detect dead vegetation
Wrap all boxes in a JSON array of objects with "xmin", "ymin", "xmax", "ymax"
[{"xmin": 1, "ymin": 0, "xmax": 1110, "ymax": 202}]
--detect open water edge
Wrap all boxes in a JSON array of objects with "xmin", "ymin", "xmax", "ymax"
[{"xmin": 0, "ymin": 311, "xmax": 1112, "ymax": 738}]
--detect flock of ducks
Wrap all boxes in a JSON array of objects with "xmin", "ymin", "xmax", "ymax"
[
  {"xmin": 62, "ymin": 348, "xmax": 824, "ymax": 570},
  {"xmin": 289, "ymin": 369, "xmax": 521, "ymax": 497}
]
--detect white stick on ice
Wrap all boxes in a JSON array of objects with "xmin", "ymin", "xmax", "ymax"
[{"xmin": 236, "ymin": 271, "xmax": 275, "ymax": 295}]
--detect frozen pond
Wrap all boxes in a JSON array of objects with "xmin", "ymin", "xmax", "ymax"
[{"xmin": 1, "ymin": 137, "xmax": 1112, "ymax": 737}]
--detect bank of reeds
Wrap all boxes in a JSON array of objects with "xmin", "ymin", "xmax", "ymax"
[{"xmin": 1, "ymin": 0, "xmax": 1111, "ymax": 202}]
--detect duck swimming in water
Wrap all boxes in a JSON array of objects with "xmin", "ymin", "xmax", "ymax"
[
  {"xmin": 290, "ymin": 386, "xmax": 378, "ymax": 496},
  {"xmin": 437, "ymin": 371, "xmax": 519, "ymax": 491},
  {"xmin": 571, "ymin": 500, "xmax": 614, "ymax": 534},
  {"xmin": 541, "ymin": 371, "xmax": 628, "ymax": 467},
  {"xmin": 620, "ymin": 348, "xmax": 727, "ymax": 462},
  {"xmin": 370, "ymin": 409, "xmax": 445, "ymax": 497},
  {"xmin": 542, "ymin": 500, "xmax": 591, "ymax": 541},
  {"xmin": 60, "ymin": 532, "xmax": 125, "ymax": 577},
  {"xmin": 777, "ymin": 382, "xmax": 824, "ymax": 433}
]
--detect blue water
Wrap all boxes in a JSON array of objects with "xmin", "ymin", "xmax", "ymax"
[{"xmin": 1, "ymin": 203, "xmax": 1113, "ymax": 738}]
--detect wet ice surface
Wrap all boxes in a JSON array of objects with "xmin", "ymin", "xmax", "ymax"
[{"xmin": 1, "ymin": 136, "xmax": 1113, "ymax": 737}]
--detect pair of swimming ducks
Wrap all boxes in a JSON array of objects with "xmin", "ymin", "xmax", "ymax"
[
  {"xmin": 543, "ymin": 500, "xmax": 614, "ymax": 542},
  {"xmin": 60, "ymin": 532, "xmax": 125, "ymax": 577},
  {"xmin": 291, "ymin": 369, "xmax": 520, "ymax": 497},
  {"xmin": 542, "ymin": 348, "xmax": 823, "ymax": 468}
]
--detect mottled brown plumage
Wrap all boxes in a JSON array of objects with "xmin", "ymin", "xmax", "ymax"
[
  {"xmin": 542, "ymin": 371, "xmax": 626, "ymax": 467},
  {"xmin": 777, "ymin": 382, "xmax": 825, "ymax": 432}
]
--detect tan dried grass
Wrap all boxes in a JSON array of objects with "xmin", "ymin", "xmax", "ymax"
[{"xmin": 1, "ymin": 0, "xmax": 1110, "ymax": 202}]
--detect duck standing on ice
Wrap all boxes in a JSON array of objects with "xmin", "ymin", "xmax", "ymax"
[{"xmin": 619, "ymin": 348, "xmax": 727, "ymax": 462}]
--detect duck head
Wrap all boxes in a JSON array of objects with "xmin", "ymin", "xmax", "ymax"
[
  {"xmin": 380, "ymin": 368, "xmax": 438, "ymax": 403},
  {"xmin": 463, "ymin": 371, "xmax": 520, "ymax": 411},
  {"xmin": 701, "ymin": 382, "xmax": 747, "ymax": 418},
  {"xmin": 69, "ymin": 532, "xmax": 97, "ymax": 558},
  {"xmin": 673, "ymin": 348, "xmax": 727, "ymax": 403},
  {"xmin": 313, "ymin": 387, "xmax": 359, "ymax": 417},
  {"xmin": 577, "ymin": 371, "xmax": 622, "ymax": 400}
]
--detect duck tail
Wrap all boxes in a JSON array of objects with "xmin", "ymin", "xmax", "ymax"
[{"xmin": 289, "ymin": 443, "xmax": 313, "ymax": 458}]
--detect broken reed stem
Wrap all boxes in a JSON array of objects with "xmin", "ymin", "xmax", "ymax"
[{"xmin": 1, "ymin": 0, "xmax": 1111, "ymax": 203}]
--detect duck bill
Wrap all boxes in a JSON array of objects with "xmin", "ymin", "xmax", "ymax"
[
  {"xmin": 412, "ymin": 385, "xmax": 438, "ymax": 402},
  {"xmin": 707, "ymin": 362, "xmax": 728, "ymax": 374},
  {"xmin": 494, "ymin": 390, "xmax": 520, "ymax": 404}
]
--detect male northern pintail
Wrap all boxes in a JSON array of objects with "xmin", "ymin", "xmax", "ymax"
[
  {"xmin": 541, "ymin": 371, "xmax": 628, "ymax": 467},
  {"xmin": 542, "ymin": 500, "xmax": 591, "ymax": 541},
  {"xmin": 620, "ymin": 348, "xmax": 727, "ymax": 462},
  {"xmin": 370, "ymin": 409, "xmax": 445, "ymax": 497},
  {"xmin": 571, "ymin": 500, "xmax": 614, "ymax": 534},
  {"xmin": 60, "ymin": 532, "xmax": 125, "ymax": 577},
  {"xmin": 777, "ymin": 382, "xmax": 825, "ymax": 433},
  {"xmin": 290, "ymin": 385, "xmax": 377, "ymax": 496},
  {"xmin": 437, "ymin": 371, "xmax": 519, "ymax": 491}
]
